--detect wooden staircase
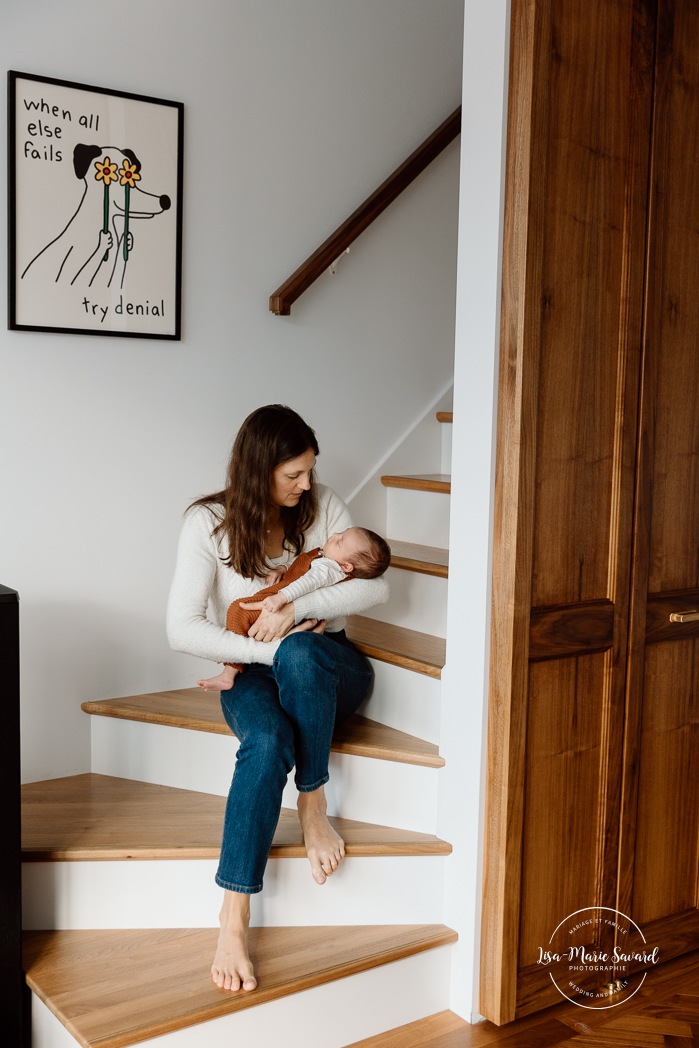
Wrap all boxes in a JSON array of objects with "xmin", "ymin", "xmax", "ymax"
[
  {"xmin": 21, "ymin": 775, "xmax": 452, "ymax": 861},
  {"xmin": 22, "ymin": 410, "xmax": 456, "ymax": 1048},
  {"xmin": 24, "ymin": 926, "xmax": 458, "ymax": 1048}
]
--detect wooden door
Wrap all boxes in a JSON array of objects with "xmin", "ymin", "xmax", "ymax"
[
  {"xmin": 480, "ymin": 0, "xmax": 656, "ymax": 1024},
  {"xmin": 618, "ymin": 0, "xmax": 699, "ymax": 966}
]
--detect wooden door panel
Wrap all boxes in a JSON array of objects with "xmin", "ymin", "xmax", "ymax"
[
  {"xmin": 644, "ymin": 0, "xmax": 699, "ymax": 594},
  {"xmin": 482, "ymin": 0, "xmax": 655, "ymax": 1023},
  {"xmin": 530, "ymin": 0, "xmax": 641, "ymax": 609},
  {"xmin": 631, "ymin": 639, "xmax": 699, "ymax": 924},
  {"xmin": 518, "ymin": 653, "xmax": 614, "ymax": 968},
  {"xmin": 483, "ymin": 0, "xmax": 699, "ymax": 1025},
  {"xmin": 619, "ymin": 0, "xmax": 699, "ymax": 960}
]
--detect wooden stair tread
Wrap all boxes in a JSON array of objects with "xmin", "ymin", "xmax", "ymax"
[
  {"xmin": 24, "ymin": 924, "xmax": 457, "ymax": 1048},
  {"xmin": 21, "ymin": 774, "xmax": 451, "ymax": 860},
  {"xmin": 389, "ymin": 540, "xmax": 449, "ymax": 578},
  {"xmin": 81, "ymin": 691, "xmax": 444, "ymax": 767},
  {"xmin": 346, "ymin": 615, "xmax": 446, "ymax": 679},
  {"xmin": 436, "ymin": 411, "xmax": 453, "ymax": 423},
  {"xmin": 381, "ymin": 473, "xmax": 451, "ymax": 494},
  {"xmin": 345, "ymin": 1010, "xmax": 470, "ymax": 1047}
]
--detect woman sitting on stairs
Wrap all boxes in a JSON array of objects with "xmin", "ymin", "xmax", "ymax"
[{"xmin": 166, "ymin": 404, "xmax": 389, "ymax": 993}]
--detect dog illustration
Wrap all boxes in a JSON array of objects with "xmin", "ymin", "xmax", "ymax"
[{"xmin": 21, "ymin": 143, "xmax": 171, "ymax": 289}]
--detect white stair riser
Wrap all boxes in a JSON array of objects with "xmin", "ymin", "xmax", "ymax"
[
  {"xmin": 90, "ymin": 718, "xmax": 441, "ymax": 831},
  {"xmin": 441, "ymin": 421, "xmax": 453, "ymax": 473},
  {"xmin": 23, "ymin": 855, "xmax": 446, "ymax": 930},
  {"xmin": 364, "ymin": 566, "xmax": 447, "ymax": 636},
  {"xmin": 386, "ymin": 487, "xmax": 451, "ymax": 547},
  {"xmin": 30, "ymin": 998, "xmax": 76, "ymax": 1048},
  {"xmin": 357, "ymin": 660, "xmax": 441, "ymax": 743},
  {"xmin": 30, "ymin": 945, "xmax": 453, "ymax": 1048},
  {"xmin": 322, "ymin": 752, "xmax": 440, "ymax": 830}
]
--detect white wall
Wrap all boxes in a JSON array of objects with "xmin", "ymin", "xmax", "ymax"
[
  {"xmin": 1, "ymin": 0, "xmax": 463, "ymax": 781},
  {"xmin": 439, "ymin": 0, "xmax": 510, "ymax": 1022}
]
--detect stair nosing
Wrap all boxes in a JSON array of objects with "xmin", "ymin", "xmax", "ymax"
[
  {"xmin": 346, "ymin": 615, "xmax": 445, "ymax": 679},
  {"xmin": 81, "ymin": 694, "xmax": 444, "ymax": 768},
  {"xmin": 388, "ymin": 540, "xmax": 449, "ymax": 579},
  {"xmin": 21, "ymin": 774, "xmax": 452, "ymax": 861},
  {"xmin": 23, "ymin": 924, "xmax": 458, "ymax": 1048},
  {"xmin": 343, "ymin": 1009, "xmax": 468, "ymax": 1047}
]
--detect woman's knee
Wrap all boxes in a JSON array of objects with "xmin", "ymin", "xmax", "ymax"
[
  {"xmin": 237, "ymin": 721, "xmax": 295, "ymax": 775},
  {"xmin": 274, "ymin": 631, "xmax": 333, "ymax": 679}
]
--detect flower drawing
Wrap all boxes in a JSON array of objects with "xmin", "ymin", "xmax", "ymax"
[
  {"xmin": 118, "ymin": 160, "xmax": 141, "ymax": 261},
  {"xmin": 95, "ymin": 157, "xmax": 118, "ymax": 186},
  {"xmin": 119, "ymin": 159, "xmax": 141, "ymax": 188}
]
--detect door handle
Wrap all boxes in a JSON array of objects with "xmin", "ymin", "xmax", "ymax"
[{"xmin": 669, "ymin": 610, "xmax": 699, "ymax": 623}]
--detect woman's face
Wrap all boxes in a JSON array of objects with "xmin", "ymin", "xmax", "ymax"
[{"xmin": 270, "ymin": 447, "xmax": 316, "ymax": 509}]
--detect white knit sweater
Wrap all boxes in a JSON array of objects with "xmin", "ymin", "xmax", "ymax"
[{"xmin": 166, "ymin": 484, "xmax": 389, "ymax": 667}]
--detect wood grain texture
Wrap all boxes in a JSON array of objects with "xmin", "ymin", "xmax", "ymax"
[
  {"xmin": 638, "ymin": 0, "xmax": 699, "ymax": 597},
  {"xmin": 346, "ymin": 615, "xmax": 446, "ymax": 678},
  {"xmin": 23, "ymin": 924, "xmax": 457, "ymax": 1048},
  {"xmin": 21, "ymin": 774, "xmax": 451, "ymax": 861},
  {"xmin": 81, "ymin": 691, "xmax": 444, "ymax": 767},
  {"xmin": 269, "ymin": 108, "xmax": 461, "ymax": 315},
  {"xmin": 481, "ymin": 0, "xmax": 654, "ymax": 1024},
  {"xmin": 529, "ymin": 600, "xmax": 614, "ymax": 660},
  {"xmin": 380, "ymin": 474, "xmax": 451, "ymax": 494},
  {"xmin": 516, "ymin": 652, "xmax": 620, "ymax": 1014},
  {"xmin": 480, "ymin": 0, "xmax": 541, "ymax": 1021},
  {"xmin": 346, "ymin": 949, "xmax": 699, "ymax": 1046},
  {"xmin": 645, "ymin": 589, "xmax": 699, "ymax": 645},
  {"xmin": 629, "ymin": 638, "xmax": 699, "ymax": 924},
  {"xmin": 388, "ymin": 540, "xmax": 449, "ymax": 579},
  {"xmin": 616, "ymin": 0, "xmax": 699, "ymax": 975},
  {"xmin": 331, "ymin": 715, "xmax": 444, "ymax": 768}
]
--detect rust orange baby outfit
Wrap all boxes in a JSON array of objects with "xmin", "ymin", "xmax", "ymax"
[{"xmin": 224, "ymin": 548, "xmax": 324, "ymax": 672}]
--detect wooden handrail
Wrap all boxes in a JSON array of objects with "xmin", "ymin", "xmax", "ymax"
[{"xmin": 269, "ymin": 107, "xmax": 461, "ymax": 315}]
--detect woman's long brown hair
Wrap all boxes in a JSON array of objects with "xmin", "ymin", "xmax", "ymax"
[{"xmin": 190, "ymin": 404, "xmax": 320, "ymax": 579}]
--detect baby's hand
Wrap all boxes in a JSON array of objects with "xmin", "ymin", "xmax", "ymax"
[
  {"xmin": 264, "ymin": 565, "xmax": 288, "ymax": 585},
  {"xmin": 262, "ymin": 593, "xmax": 288, "ymax": 613}
]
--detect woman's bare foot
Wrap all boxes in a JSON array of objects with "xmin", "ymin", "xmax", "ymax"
[
  {"xmin": 297, "ymin": 786, "xmax": 345, "ymax": 885},
  {"xmin": 211, "ymin": 889, "xmax": 257, "ymax": 991},
  {"xmin": 198, "ymin": 667, "xmax": 239, "ymax": 692}
]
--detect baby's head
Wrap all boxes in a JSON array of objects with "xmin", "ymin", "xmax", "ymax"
[{"xmin": 323, "ymin": 527, "xmax": 391, "ymax": 579}]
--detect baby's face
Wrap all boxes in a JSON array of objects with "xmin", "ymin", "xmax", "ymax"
[{"xmin": 323, "ymin": 528, "xmax": 366, "ymax": 568}]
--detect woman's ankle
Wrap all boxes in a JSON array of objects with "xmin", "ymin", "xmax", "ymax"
[
  {"xmin": 297, "ymin": 784, "xmax": 327, "ymax": 814},
  {"xmin": 220, "ymin": 889, "xmax": 251, "ymax": 927}
]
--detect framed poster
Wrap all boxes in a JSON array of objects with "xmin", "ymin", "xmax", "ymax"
[{"xmin": 8, "ymin": 71, "xmax": 183, "ymax": 340}]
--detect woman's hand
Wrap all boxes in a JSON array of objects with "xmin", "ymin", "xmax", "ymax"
[
  {"xmin": 263, "ymin": 565, "xmax": 288, "ymax": 586},
  {"xmin": 288, "ymin": 618, "xmax": 327, "ymax": 636},
  {"xmin": 242, "ymin": 600, "xmax": 297, "ymax": 642}
]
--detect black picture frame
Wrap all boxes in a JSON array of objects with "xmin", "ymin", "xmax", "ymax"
[{"xmin": 8, "ymin": 71, "xmax": 183, "ymax": 340}]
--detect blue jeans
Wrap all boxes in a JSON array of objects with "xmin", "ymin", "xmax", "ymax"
[{"xmin": 215, "ymin": 630, "xmax": 373, "ymax": 893}]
